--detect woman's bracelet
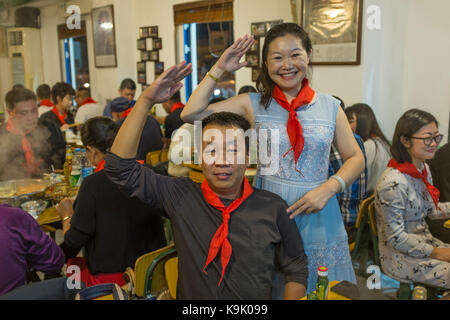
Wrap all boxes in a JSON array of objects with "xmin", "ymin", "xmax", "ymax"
[
  {"xmin": 330, "ymin": 175, "xmax": 346, "ymax": 193},
  {"xmin": 206, "ymin": 72, "xmax": 220, "ymax": 82}
]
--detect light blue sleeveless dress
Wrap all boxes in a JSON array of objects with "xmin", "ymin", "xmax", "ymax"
[{"xmin": 249, "ymin": 92, "xmax": 356, "ymax": 293}]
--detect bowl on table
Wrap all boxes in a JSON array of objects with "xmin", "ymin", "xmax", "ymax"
[{"xmin": 21, "ymin": 200, "xmax": 48, "ymax": 218}]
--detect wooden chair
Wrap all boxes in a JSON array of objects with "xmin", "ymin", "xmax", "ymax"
[
  {"xmin": 123, "ymin": 243, "xmax": 175, "ymax": 298},
  {"xmin": 189, "ymin": 170, "xmax": 205, "ymax": 183},
  {"xmin": 164, "ymin": 257, "xmax": 178, "ymax": 299},
  {"xmin": 146, "ymin": 149, "xmax": 169, "ymax": 166},
  {"xmin": 350, "ymin": 195, "xmax": 374, "ymax": 275},
  {"xmin": 143, "ymin": 247, "xmax": 177, "ymax": 299}
]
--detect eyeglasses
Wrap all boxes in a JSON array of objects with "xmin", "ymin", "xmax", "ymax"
[{"xmin": 409, "ymin": 134, "xmax": 444, "ymax": 146}]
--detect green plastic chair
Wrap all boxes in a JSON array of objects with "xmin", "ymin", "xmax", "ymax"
[{"xmin": 144, "ymin": 247, "xmax": 177, "ymax": 299}]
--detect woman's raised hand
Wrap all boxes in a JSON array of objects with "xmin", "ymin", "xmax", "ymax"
[
  {"xmin": 141, "ymin": 61, "xmax": 192, "ymax": 104},
  {"xmin": 216, "ymin": 35, "xmax": 255, "ymax": 73}
]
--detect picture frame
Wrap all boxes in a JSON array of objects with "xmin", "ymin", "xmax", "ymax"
[
  {"xmin": 249, "ymin": 37, "xmax": 259, "ymax": 53},
  {"xmin": 301, "ymin": 0, "xmax": 363, "ymax": 65},
  {"xmin": 251, "ymin": 68, "xmax": 260, "ymax": 82},
  {"xmin": 149, "ymin": 26, "xmax": 158, "ymax": 38},
  {"xmin": 137, "ymin": 61, "xmax": 146, "ymax": 73},
  {"xmin": 245, "ymin": 53, "xmax": 259, "ymax": 67},
  {"xmin": 137, "ymin": 72, "xmax": 146, "ymax": 84},
  {"xmin": 155, "ymin": 62, "xmax": 164, "ymax": 76},
  {"xmin": 251, "ymin": 22, "xmax": 266, "ymax": 37},
  {"xmin": 141, "ymin": 50, "xmax": 150, "ymax": 62},
  {"xmin": 91, "ymin": 5, "xmax": 117, "ymax": 68},
  {"xmin": 137, "ymin": 38, "xmax": 146, "ymax": 51},
  {"xmin": 152, "ymin": 38, "xmax": 162, "ymax": 50},
  {"xmin": 139, "ymin": 27, "xmax": 149, "ymax": 38},
  {"xmin": 149, "ymin": 50, "xmax": 159, "ymax": 62}
]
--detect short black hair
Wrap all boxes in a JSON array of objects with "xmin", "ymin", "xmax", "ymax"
[
  {"xmin": 36, "ymin": 84, "xmax": 51, "ymax": 99},
  {"xmin": 238, "ymin": 85, "xmax": 257, "ymax": 95},
  {"xmin": 391, "ymin": 108, "xmax": 438, "ymax": 163},
  {"xmin": 169, "ymin": 91, "xmax": 181, "ymax": 103},
  {"xmin": 201, "ymin": 112, "xmax": 251, "ymax": 153},
  {"xmin": 119, "ymin": 78, "xmax": 136, "ymax": 91},
  {"xmin": 51, "ymin": 82, "xmax": 75, "ymax": 104},
  {"xmin": 332, "ymin": 95, "xmax": 345, "ymax": 110},
  {"xmin": 76, "ymin": 87, "xmax": 90, "ymax": 99},
  {"xmin": 5, "ymin": 87, "xmax": 37, "ymax": 111},
  {"xmin": 81, "ymin": 116, "xmax": 120, "ymax": 154}
]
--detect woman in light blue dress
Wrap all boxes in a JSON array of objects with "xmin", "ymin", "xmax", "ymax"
[{"xmin": 182, "ymin": 23, "xmax": 364, "ymax": 293}]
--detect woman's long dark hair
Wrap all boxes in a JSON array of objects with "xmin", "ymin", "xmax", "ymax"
[
  {"xmin": 81, "ymin": 116, "xmax": 119, "ymax": 153},
  {"xmin": 255, "ymin": 23, "xmax": 313, "ymax": 109},
  {"xmin": 347, "ymin": 103, "xmax": 390, "ymax": 147},
  {"xmin": 391, "ymin": 109, "xmax": 438, "ymax": 163}
]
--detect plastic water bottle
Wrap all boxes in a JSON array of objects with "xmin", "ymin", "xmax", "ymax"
[
  {"xmin": 70, "ymin": 148, "xmax": 81, "ymax": 187},
  {"xmin": 80, "ymin": 149, "xmax": 94, "ymax": 182}
]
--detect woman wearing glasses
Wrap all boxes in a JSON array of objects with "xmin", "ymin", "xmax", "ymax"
[{"xmin": 374, "ymin": 109, "xmax": 450, "ymax": 288}]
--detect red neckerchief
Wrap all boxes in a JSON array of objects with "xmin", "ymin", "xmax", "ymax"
[
  {"xmin": 388, "ymin": 158, "xmax": 440, "ymax": 208},
  {"xmin": 170, "ymin": 102, "xmax": 185, "ymax": 113},
  {"xmin": 96, "ymin": 158, "xmax": 144, "ymax": 173},
  {"xmin": 201, "ymin": 177, "xmax": 254, "ymax": 285},
  {"xmin": 80, "ymin": 97, "xmax": 97, "ymax": 107},
  {"xmin": 6, "ymin": 119, "xmax": 42, "ymax": 174},
  {"xmin": 39, "ymin": 99, "xmax": 53, "ymax": 107},
  {"xmin": 52, "ymin": 106, "xmax": 67, "ymax": 125},
  {"xmin": 272, "ymin": 78, "xmax": 315, "ymax": 175},
  {"xmin": 120, "ymin": 107, "xmax": 133, "ymax": 119}
]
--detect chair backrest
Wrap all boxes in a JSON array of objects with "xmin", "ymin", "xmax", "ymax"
[
  {"xmin": 189, "ymin": 170, "xmax": 205, "ymax": 183},
  {"xmin": 355, "ymin": 195, "xmax": 375, "ymax": 229},
  {"xmin": 134, "ymin": 243, "xmax": 175, "ymax": 297},
  {"xmin": 164, "ymin": 257, "xmax": 178, "ymax": 299},
  {"xmin": 368, "ymin": 202, "xmax": 377, "ymax": 235},
  {"xmin": 146, "ymin": 149, "xmax": 169, "ymax": 166},
  {"xmin": 144, "ymin": 248, "xmax": 177, "ymax": 298}
]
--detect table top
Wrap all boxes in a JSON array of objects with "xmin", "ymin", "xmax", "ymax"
[{"xmin": 36, "ymin": 207, "xmax": 60, "ymax": 226}]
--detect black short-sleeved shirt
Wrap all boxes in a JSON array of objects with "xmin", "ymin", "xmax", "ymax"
[
  {"xmin": 117, "ymin": 116, "xmax": 163, "ymax": 161},
  {"xmin": 104, "ymin": 152, "xmax": 309, "ymax": 300},
  {"xmin": 39, "ymin": 110, "xmax": 74, "ymax": 169},
  {"xmin": 62, "ymin": 170, "xmax": 167, "ymax": 275},
  {"xmin": 164, "ymin": 108, "xmax": 185, "ymax": 139}
]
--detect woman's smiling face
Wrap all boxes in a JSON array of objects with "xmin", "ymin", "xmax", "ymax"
[{"xmin": 266, "ymin": 34, "xmax": 310, "ymax": 98}]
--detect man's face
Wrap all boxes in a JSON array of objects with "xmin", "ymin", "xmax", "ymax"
[
  {"xmin": 201, "ymin": 124, "xmax": 248, "ymax": 199},
  {"xmin": 119, "ymin": 88, "xmax": 136, "ymax": 101},
  {"xmin": 8, "ymin": 99, "xmax": 39, "ymax": 133},
  {"xmin": 57, "ymin": 94, "xmax": 73, "ymax": 111},
  {"xmin": 75, "ymin": 92, "xmax": 85, "ymax": 107}
]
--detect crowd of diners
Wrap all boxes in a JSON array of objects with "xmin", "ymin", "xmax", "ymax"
[{"xmin": 0, "ymin": 23, "xmax": 449, "ymax": 300}]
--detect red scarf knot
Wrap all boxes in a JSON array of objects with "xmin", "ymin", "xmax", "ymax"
[
  {"xmin": 39, "ymin": 99, "xmax": 53, "ymax": 107},
  {"xmin": 388, "ymin": 158, "xmax": 440, "ymax": 209},
  {"xmin": 201, "ymin": 177, "xmax": 254, "ymax": 286},
  {"xmin": 272, "ymin": 78, "xmax": 315, "ymax": 176},
  {"xmin": 170, "ymin": 102, "xmax": 185, "ymax": 113},
  {"xmin": 52, "ymin": 106, "xmax": 68, "ymax": 125},
  {"xmin": 120, "ymin": 107, "xmax": 133, "ymax": 119}
]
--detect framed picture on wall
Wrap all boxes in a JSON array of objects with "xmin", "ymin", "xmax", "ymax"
[
  {"xmin": 91, "ymin": 5, "xmax": 117, "ymax": 68},
  {"xmin": 251, "ymin": 22, "xmax": 266, "ymax": 36},
  {"xmin": 152, "ymin": 38, "xmax": 162, "ymax": 50},
  {"xmin": 137, "ymin": 38, "xmax": 146, "ymax": 50},
  {"xmin": 245, "ymin": 53, "xmax": 259, "ymax": 67},
  {"xmin": 149, "ymin": 26, "xmax": 158, "ymax": 38},
  {"xmin": 137, "ymin": 72, "xmax": 146, "ymax": 84},
  {"xmin": 141, "ymin": 50, "xmax": 150, "ymax": 61},
  {"xmin": 139, "ymin": 27, "xmax": 149, "ymax": 38},
  {"xmin": 137, "ymin": 61, "xmax": 146, "ymax": 73},
  {"xmin": 149, "ymin": 50, "xmax": 159, "ymax": 62},
  {"xmin": 301, "ymin": 0, "xmax": 363, "ymax": 65},
  {"xmin": 155, "ymin": 62, "xmax": 164, "ymax": 76}
]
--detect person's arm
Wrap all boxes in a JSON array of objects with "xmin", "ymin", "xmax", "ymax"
[
  {"xmin": 284, "ymin": 282, "xmax": 307, "ymax": 300},
  {"xmin": 180, "ymin": 35, "xmax": 255, "ymax": 124},
  {"xmin": 288, "ymin": 106, "xmax": 365, "ymax": 217}
]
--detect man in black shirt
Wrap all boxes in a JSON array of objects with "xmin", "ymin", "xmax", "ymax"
[
  {"xmin": 161, "ymin": 91, "xmax": 185, "ymax": 140},
  {"xmin": 105, "ymin": 62, "xmax": 308, "ymax": 299}
]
